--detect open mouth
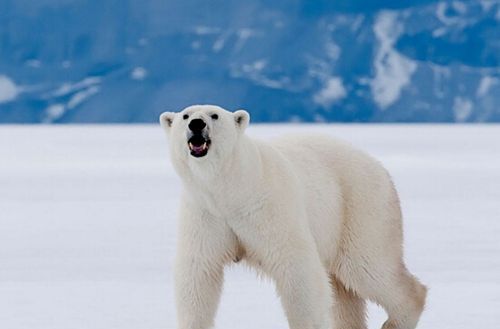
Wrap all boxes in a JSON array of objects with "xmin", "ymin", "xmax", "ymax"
[{"xmin": 188, "ymin": 134, "xmax": 211, "ymax": 158}]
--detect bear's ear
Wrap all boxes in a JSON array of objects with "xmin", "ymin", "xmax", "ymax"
[
  {"xmin": 159, "ymin": 112, "xmax": 175, "ymax": 130},
  {"xmin": 234, "ymin": 110, "xmax": 250, "ymax": 131}
]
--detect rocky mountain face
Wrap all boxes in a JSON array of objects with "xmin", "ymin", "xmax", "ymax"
[{"xmin": 0, "ymin": 0, "xmax": 499, "ymax": 123}]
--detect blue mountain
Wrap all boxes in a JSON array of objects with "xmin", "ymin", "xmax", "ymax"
[{"xmin": 0, "ymin": 0, "xmax": 499, "ymax": 123}]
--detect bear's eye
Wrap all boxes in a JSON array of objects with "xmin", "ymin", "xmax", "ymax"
[
  {"xmin": 211, "ymin": 114, "xmax": 219, "ymax": 120},
  {"xmin": 182, "ymin": 114, "xmax": 189, "ymax": 120}
]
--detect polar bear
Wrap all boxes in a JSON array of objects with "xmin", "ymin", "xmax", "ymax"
[{"xmin": 160, "ymin": 105, "xmax": 426, "ymax": 329}]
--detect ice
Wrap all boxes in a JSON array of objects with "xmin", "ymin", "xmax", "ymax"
[{"xmin": 0, "ymin": 125, "xmax": 499, "ymax": 329}]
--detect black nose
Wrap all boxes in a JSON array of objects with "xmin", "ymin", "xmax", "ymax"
[{"xmin": 188, "ymin": 118, "xmax": 206, "ymax": 132}]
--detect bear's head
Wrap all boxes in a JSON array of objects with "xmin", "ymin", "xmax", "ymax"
[{"xmin": 160, "ymin": 105, "xmax": 250, "ymax": 168}]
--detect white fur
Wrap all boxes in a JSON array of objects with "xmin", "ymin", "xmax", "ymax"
[{"xmin": 160, "ymin": 105, "xmax": 426, "ymax": 329}]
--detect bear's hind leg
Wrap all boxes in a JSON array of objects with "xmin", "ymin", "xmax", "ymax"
[
  {"xmin": 337, "ymin": 261, "xmax": 426, "ymax": 329},
  {"xmin": 377, "ymin": 269, "xmax": 427, "ymax": 329},
  {"xmin": 330, "ymin": 275, "xmax": 367, "ymax": 329}
]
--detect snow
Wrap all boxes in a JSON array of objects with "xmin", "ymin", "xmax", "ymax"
[
  {"xmin": 453, "ymin": 97, "xmax": 473, "ymax": 122},
  {"xmin": 251, "ymin": 60, "xmax": 267, "ymax": 71},
  {"xmin": 52, "ymin": 77, "xmax": 101, "ymax": 97},
  {"xmin": 131, "ymin": 67, "xmax": 148, "ymax": 81},
  {"xmin": 1, "ymin": 125, "xmax": 499, "ymax": 329},
  {"xmin": 313, "ymin": 77, "xmax": 347, "ymax": 108},
  {"xmin": 44, "ymin": 104, "xmax": 66, "ymax": 123},
  {"xmin": 479, "ymin": 0, "xmax": 496, "ymax": 12},
  {"xmin": 451, "ymin": 1, "xmax": 468, "ymax": 15},
  {"xmin": 67, "ymin": 86, "xmax": 100, "ymax": 109},
  {"xmin": 232, "ymin": 61, "xmax": 289, "ymax": 90},
  {"xmin": 234, "ymin": 28, "xmax": 257, "ymax": 51},
  {"xmin": 477, "ymin": 76, "xmax": 499, "ymax": 97},
  {"xmin": 0, "ymin": 75, "xmax": 19, "ymax": 103},
  {"xmin": 324, "ymin": 40, "xmax": 341, "ymax": 61},
  {"xmin": 436, "ymin": 2, "xmax": 459, "ymax": 25},
  {"xmin": 212, "ymin": 35, "xmax": 226, "ymax": 52},
  {"xmin": 193, "ymin": 26, "xmax": 220, "ymax": 35},
  {"xmin": 371, "ymin": 11, "xmax": 417, "ymax": 109},
  {"xmin": 41, "ymin": 78, "xmax": 101, "ymax": 121}
]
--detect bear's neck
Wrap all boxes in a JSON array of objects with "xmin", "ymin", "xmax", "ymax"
[{"xmin": 182, "ymin": 135, "xmax": 263, "ymax": 213}]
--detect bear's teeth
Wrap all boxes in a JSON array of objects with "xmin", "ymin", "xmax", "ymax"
[{"xmin": 188, "ymin": 142, "xmax": 208, "ymax": 151}]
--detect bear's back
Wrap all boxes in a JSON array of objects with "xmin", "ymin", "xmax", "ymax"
[
  {"xmin": 268, "ymin": 134, "xmax": 387, "ymax": 185},
  {"xmin": 267, "ymin": 133, "xmax": 393, "ymax": 218}
]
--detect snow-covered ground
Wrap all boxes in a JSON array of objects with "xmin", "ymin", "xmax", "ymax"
[{"xmin": 0, "ymin": 125, "xmax": 499, "ymax": 329}]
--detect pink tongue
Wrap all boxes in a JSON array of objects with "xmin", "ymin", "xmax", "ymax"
[{"xmin": 192, "ymin": 145, "xmax": 204, "ymax": 152}]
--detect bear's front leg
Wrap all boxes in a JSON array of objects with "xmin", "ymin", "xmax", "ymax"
[
  {"xmin": 272, "ymin": 244, "xmax": 333, "ymax": 329},
  {"xmin": 174, "ymin": 205, "xmax": 236, "ymax": 329},
  {"xmin": 236, "ymin": 212, "xmax": 333, "ymax": 329}
]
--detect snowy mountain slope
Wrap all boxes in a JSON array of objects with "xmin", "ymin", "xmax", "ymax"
[{"xmin": 0, "ymin": 0, "xmax": 499, "ymax": 123}]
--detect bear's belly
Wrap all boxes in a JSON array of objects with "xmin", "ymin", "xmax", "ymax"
[{"xmin": 223, "ymin": 182, "xmax": 344, "ymax": 272}]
